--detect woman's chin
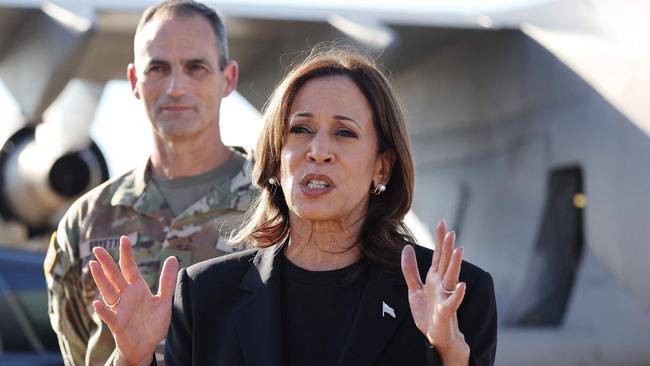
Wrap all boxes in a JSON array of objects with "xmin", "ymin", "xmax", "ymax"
[
  {"xmin": 290, "ymin": 206, "xmax": 340, "ymax": 223},
  {"xmin": 293, "ymin": 212, "xmax": 336, "ymax": 223}
]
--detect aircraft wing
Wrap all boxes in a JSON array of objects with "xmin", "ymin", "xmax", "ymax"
[{"xmin": 0, "ymin": 0, "xmax": 601, "ymax": 117}]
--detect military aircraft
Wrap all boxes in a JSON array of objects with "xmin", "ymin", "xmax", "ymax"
[{"xmin": 1, "ymin": 0, "xmax": 650, "ymax": 365}]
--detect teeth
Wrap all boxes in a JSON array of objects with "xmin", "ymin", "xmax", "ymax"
[{"xmin": 306, "ymin": 180, "xmax": 328, "ymax": 189}]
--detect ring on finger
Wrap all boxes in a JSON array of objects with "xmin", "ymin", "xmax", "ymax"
[
  {"xmin": 103, "ymin": 296, "xmax": 121, "ymax": 308},
  {"xmin": 440, "ymin": 283, "xmax": 455, "ymax": 295}
]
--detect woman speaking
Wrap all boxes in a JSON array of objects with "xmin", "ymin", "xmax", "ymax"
[{"xmin": 89, "ymin": 48, "xmax": 497, "ymax": 366}]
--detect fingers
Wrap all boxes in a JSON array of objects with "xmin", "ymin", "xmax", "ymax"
[
  {"xmin": 157, "ymin": 256, "xmax": 180, "ymax": 300},
  {"xmin": 89, "ymin": 260, "xmax": 120, "ymax": 306},
  {"xmin": 401, "ymin": 245, "xmax": 424, "ymax": 291},
  {"xmin": 93, "ymin": 246, "xmax": 128, "ymax": 291},
  {"xmin": 442, "ymin": 247, "xmax": 463, "ymax": 295},
  {"xmin": 440, "ymin": 247, "xmax": 465, "ymax": 316},
  {"xmin": 118, "ymin": 236, "xmax": 145, "ymax": 285},
  {"xmin": 437, "ymin": 231, "xmax": 456, "ymax": 276},
  {"xmin": 92, "ymin": 300, "xmax": 117, "ymax": 327},
  {"xmin": 444, "ymin": 282, "xmax": 466, "ymax": 314},
  {"xmin": 432, "ymin": 220, "xmax": 446, "ymax": 271}
]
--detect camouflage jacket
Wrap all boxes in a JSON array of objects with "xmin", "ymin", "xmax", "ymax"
[{"xmin": 45, "ymin": 153, "xmax": 256, "ymax": 366}]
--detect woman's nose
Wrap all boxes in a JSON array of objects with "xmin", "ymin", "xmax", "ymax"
[{"xmin": 306, "ymin": 133, "xmax": 335, "ymax": 163}]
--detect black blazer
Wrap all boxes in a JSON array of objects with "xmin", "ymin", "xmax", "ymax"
[{"xmin": 164, "ymin": 244, "xmax": 497, "ymax": 366}]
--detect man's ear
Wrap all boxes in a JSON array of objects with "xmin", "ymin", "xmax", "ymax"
[
  {"xmin": 127, "ymin": 63, "xmax": 140, "ymax": 99},
  {"xmin": 375, "ymin": 149, "xmax": 396, "ymax": 185},
  {"xmin": 222, "ymin": 61, "xmax": 239, "ymax": 97}
]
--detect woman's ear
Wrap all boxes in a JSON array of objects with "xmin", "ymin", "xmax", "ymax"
[
  {"xmin": 270, "ymin": 164, "xmax": 282, "ymax": 187},
  {"xmin": 374, "ymin": 149, "xmax": 396, "ymax": 185}
]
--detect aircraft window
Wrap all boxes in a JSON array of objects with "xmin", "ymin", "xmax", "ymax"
[{"xmin": 506, "ymin": 166, "xmax": 585, "ymax": 326}]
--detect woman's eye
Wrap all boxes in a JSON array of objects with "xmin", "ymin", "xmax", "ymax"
[
  {"xmin": 289, "ymin": 125, "xmax": 310, "ymax": 134},
  {"xmin": 336, "ymin": 129, "xmax": 357, "ymax": 138}
]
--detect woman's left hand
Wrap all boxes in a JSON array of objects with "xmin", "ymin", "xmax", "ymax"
[{"xmin": 401, "ymin": 220, "xmax": 470, "ymax": 365}]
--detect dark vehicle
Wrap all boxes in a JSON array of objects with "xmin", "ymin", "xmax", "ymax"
[{"xmin": 0, "ymin": 246, "xmax": 63, "ymax": 366}]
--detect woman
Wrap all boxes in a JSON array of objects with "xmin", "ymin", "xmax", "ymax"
[{"xmin": 89, "ymin": 48, "xmax": 497, "ymax": 366}]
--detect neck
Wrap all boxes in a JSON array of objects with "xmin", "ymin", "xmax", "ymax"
[
  {"xmin": 285, "ymin": 217, "xmax": 363, "ymax": 271},
  {"xmin": 150, "ymin": 126, "xmax": 231, "ymax": 179}
]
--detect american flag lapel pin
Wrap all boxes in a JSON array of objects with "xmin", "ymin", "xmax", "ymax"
[{"xmin": 382, "ymin": 301, "xmax": 396, "ymax": 318}]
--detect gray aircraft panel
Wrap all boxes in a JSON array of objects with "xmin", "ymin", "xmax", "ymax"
[{"xmin": 1, "ymin": 0, "xmax": 650, "ymax": 364}]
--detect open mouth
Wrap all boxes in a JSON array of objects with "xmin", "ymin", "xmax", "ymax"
[
  {"xmin": 306, "ymin": 179, "xmax": 330, "ymax": 189},
  {"xmin": 300, "ymin": 175, "xmax": 335, "ymax": 194}
]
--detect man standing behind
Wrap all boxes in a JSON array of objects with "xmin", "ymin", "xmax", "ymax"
[{"xmin": 45, "ymin": 1, "xmax": 255, "ymax": 365}]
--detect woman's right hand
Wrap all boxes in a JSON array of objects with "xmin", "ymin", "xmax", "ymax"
[
  {"xmin": 401, "ymin": 220, "xmax": 469, "ymax": 365},
  {"xmin": 89, "ymin": 236, "xmax": 179, "ymax": 366}
]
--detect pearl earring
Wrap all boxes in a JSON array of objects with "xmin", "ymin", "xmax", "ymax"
[
  {"xmin": 268, "ymin": 177, "xmax": 279, "ymax": 186},
  {"xmin": 372, "ymin": 183, "xmax": 386, "ymax": 195}
]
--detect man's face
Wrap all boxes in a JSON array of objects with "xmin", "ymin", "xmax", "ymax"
[{"xmin": 128, "ymin": 14, "xmax": 237, "ymax": 141}]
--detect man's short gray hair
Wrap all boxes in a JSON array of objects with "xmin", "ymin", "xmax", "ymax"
[{"xmin": 136, "ymin": 0, "xmax": 230, "ymax": 69}]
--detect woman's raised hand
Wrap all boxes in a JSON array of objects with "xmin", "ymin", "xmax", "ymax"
[
  {"xmin": 89, "ymin": 236, "xmax": 179, "ymax": 366},
  {"xmin": 401, "ymin": 220, "xmax": 470, "ymax": 365}
]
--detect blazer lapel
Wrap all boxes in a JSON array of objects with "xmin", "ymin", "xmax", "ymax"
[
  {"xmin": 338, "ymin": 266, "xmax": 409, "ymax": 366},
  {"xmin": 235, "ymin": 244, "xmax": 285, "ymax": 366}
]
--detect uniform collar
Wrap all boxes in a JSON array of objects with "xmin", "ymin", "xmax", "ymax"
[
  {"xmin": 110, "ymin": 158, "xmax": 167, "ymax": 216},
  {"xmin": 109, "ymin": 151, "xmax": 255, "ymax": 217}
]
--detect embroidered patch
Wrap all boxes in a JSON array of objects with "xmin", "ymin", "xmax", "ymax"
[{"xmin": 80, "ymin": 232, "xmax": 139, "ymax": 259}]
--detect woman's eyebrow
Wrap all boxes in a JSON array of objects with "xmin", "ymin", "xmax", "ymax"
[
  {"xmin": 334, "ymin": 115, "xmax": 361, "ymax": 128},
  {"xmin": 289, "ymin": 112, "xmax": 361, "ymax": 128},
  {"xmin": 289, "ymin": 111, "xmax": 312, "ymax": 119}
]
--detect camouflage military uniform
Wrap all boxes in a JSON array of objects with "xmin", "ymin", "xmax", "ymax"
[{"xmin": 45, "ymin": 152, "xmax": 255, "ymax": 366}]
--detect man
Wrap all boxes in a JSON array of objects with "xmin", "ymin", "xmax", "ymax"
[{"xmin": 44, "ymin": 1, "xmax": 255, "ymax": 365}]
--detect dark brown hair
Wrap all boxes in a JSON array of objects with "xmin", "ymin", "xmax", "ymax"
[
  {"xmin": 234, "ymin": 47, "xmax": 416, "ymax": 267},
  {"xmin": 135, "ymin": 0, "xmax": 229, "ymax": 69}
]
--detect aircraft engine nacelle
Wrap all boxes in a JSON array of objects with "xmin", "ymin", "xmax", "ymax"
[{"xmin": 0, "ymin": 126, "xmax": 109, "ymax": 235}]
